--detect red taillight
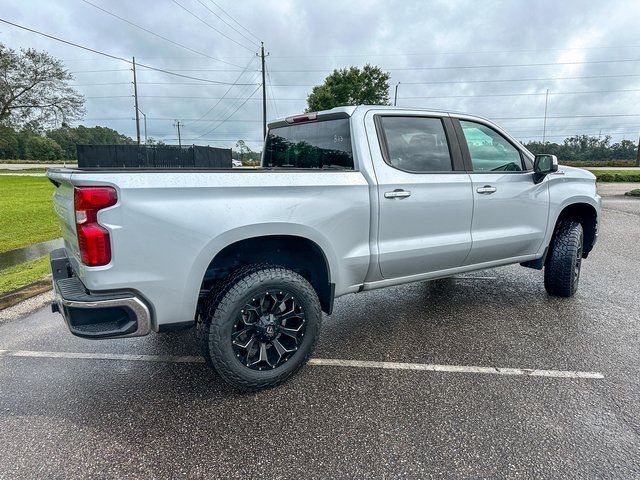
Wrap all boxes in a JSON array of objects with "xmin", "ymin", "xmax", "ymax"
[{"xmin": 74, "ymin": 187, "xmax": 117, "ymax": 266}]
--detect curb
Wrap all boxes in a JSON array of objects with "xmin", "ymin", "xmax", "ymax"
[{"xmin": 0, "ymin": 276, "xmax": 52, "ymax": 311}]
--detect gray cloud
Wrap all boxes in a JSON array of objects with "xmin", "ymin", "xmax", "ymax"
[{"xmin": 2, "ymin": 0, "xmax": 639, "ymax": 148}]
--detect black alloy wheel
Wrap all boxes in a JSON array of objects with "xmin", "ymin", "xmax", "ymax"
[{"xmin": 232, "ymin": 290, "xmax": 306, "ymax": 370}]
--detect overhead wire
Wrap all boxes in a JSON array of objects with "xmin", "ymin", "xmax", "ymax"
[
  {"xmin": 170, "ymin": 0, "xmax": 256, "ymax": 51},
  {"xmin": 0, "ymin": 18, "xmax": 259, "ymax": 86},
  {"xmin": 79, "ymin": 0, "xmax": 243, "ymax": 67},
  {"xmin": 207, "ymin": 0, "xmax": 262, "ymax": 43}
]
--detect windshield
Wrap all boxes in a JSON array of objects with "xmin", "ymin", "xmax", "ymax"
[{"xmin": 263, "ymin": 118, "xmax": 353, "ymax": 169}]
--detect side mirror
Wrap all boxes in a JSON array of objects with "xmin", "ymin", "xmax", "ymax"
[{"xmin": 533, "ymin": 154, "xmax": 558, "ymax": 184}]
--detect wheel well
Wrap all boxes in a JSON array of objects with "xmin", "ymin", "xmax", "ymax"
[
  {"xmin": 554, "ymin": 203, "xmax": 598, "ymax": 257},
  {"xmin": 199, "ymin": 235, "xmax": 333, "ymax": 313}
]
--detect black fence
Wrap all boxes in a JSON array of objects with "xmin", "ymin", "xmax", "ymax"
[{"xmin": 76, "ymin": 144, "xmax": 232, "ymax": 169}]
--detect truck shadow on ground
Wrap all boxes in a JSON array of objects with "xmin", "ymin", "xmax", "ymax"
[{"xmin": 148, "ymin": 265, "xmax": 589, "ymax": 371}]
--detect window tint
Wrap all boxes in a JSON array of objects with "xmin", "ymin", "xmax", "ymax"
[
  {"xmin": 379, "ymin": 117, "xmax": 452, "ymax": 172},
  {"xmin": 263, "ymin": 118, "xmax": 353, "ymax": 169},
  {"xmin": 460, "ymin": 120, "xmax": 523, "ymax": 172}
]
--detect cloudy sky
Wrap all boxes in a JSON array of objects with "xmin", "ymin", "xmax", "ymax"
[{"xmin": 2, "ymin": 0, "xmax": 640, "ymax": 149}]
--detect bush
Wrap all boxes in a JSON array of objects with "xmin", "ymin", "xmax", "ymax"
[
  {"xmin": 589, "ymin": 170, "xmax": 640, "ymax": 182},
  {"xmin": 625, "ymin": 189, "xmax": 640, "ymax": 197},
  {"xmin": 563, "ymin": 159, "xmax": 636, "ymax": 168}
]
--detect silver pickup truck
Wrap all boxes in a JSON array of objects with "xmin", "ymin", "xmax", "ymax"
[{"xmin": 47, "ymin": 105, "xmax": 601, "ymax": 390}]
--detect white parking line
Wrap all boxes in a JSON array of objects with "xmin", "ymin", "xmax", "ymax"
[
  {"xmin": 307, "ymin": 358, "xmax": 604, "ymax": 379},
  {"xmin": 0, "ymin": 349, "xmax": 604, "ymax": 379},
  {"xmin": 0, "ymin": 349, "xmax": 204, "ymax": 363}
]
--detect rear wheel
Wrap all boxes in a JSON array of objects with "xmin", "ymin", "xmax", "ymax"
[
  {"xmin": 544, "ymin": 221, "xmax": 584, "ymax": 297},
  {"xmin": 199, "ymin": 265, "xmax": 322, "ymax": 391}
]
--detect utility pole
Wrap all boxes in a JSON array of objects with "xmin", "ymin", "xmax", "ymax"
[
  {"xmin": 542, "ymin": 88, "xmax": 549, "ymax": 144},
  {"xmin": 258, "ymin": 42, "xmax": 269, "ymax": 139},
  {"xmin": 132, "ymin": 57, "xmax": 141, "ymax": 145},
  {"xmin": 174, "ymin": 120, "xmax": 182, "ymax": 147},
  {"xmin": 394, "ymin": 82, "xmax": 400, "ymax": 106}
]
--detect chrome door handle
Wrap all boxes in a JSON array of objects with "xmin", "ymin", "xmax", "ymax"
[
  {"xmin": 384, "ymin": 189, "xmax": 411, "ymax": 199},
  {"xmin": 476, "ymin": 185, "xmax": 497, "ymax": 194}
]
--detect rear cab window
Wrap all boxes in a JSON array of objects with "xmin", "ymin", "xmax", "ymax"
[
  {"xmin": 263, "ymin": 117, "xmax": 354, "ymax": 169},
  {"xmin": 377, "ymin": 116, "xmax": 453, "ymax": 172}
]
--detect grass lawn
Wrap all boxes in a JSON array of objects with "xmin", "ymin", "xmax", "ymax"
[
  {"xmin": 0, "ymin": 168, "xmax": 47, "ymax": 174},
  {"xmin": 0, "ymin": 256, "xmax": 50, "ymax": 295},
  {"xmin": 0, "ymin": 175, "xmax": 59, "ymax": 253},
  {"xmin": 586, "ymin": 169, "xmax": 640, "ymax": 182}
]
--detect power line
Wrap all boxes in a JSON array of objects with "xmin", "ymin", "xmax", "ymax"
[
  {"xmin": 267, "ymin": 44, "xmax": 640, "ymax": 58},
  {"xmin": 194, "ymin": 0, "xmax": 260, "ymax": 46},
  {"xmin": 197, "ymin": 70, "xmax": 263, "ymax": 124},
  {"xmin": 399, "ymin": 88, "xmax": 640, "ymax": 100},
  {"xmin": 493, "ymin": 114, "xmax": 640, "ymax": 120},
  {"xmin": 185, "ymin": 70, "xmax": 262, "ymax": 138},
  {"xmin": 152, "ymin": 116, "xmax": 261, "ymax": 122},
  {"xmin": 72, "ymin": 82, "xmax": 132, "ymax": 86},
  {"xmin": 266, "ymin": 63, "xmax": 280, "ymax": 118},
  {"xmin": 208, "ymin": 0, "xmax": 261, "ymax": 43},
  {"xmin": 195, "ymin": 84, "xmax": 262, "ymax": 138},
  {"xmin": 80, "ymin": 88, "xmax": 640, "ymax": 100},
  {"xmin": 269, "ymin": 73, "xmax": 640, "ymax": 87},
  {"xmin": 170, "ymin": 0, "xmax": 256, "ymax": 51},
  {"xmin": 190, "ymin": 56, "xmax": 257, "ymax": 123},
  {"xmin": 264, "ymin": 58, "xmax": 640, "ymax": 72},
  {"xmin": 79, "ymin": 0, "xmax": 242, "ymax": 67},
  {"xmin": 70, "ymin": 67, "xmax": 252, "ymax": 73},
  {"xmin": 0, "ymin": 18, "xmax": 259, "ymax": 86},
  {"xmin": 78, "ymin": 117, "xmax": 261, "ymax": 122},
  {"xmin": 71, "ymin": 57, "xmax": 640, "ymax": 74}
]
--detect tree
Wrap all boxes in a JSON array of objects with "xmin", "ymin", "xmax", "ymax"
[
  {"xmin": 46, "ymin": 124, "xmax": 134, "ymax": 158},
  {"xmin": 0, "ymin": 43, "xmax": 84, "ymax": 128},
  {"xmin": 235, "ymin": 139, "xmax": 252, "ymax": 162},
  {"xmin": 306, "ymin": 64, "xmax": 391, "ymax": 112},
  {"xmin": 0, "ymin": 125, "xmax": 19, "ymax": 158},
  {"xmin": 24, "ymin": 135, "xmax": 63, "ymax": 160}
]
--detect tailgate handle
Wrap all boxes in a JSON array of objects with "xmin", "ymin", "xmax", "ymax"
[{"xmin": 384, "ymin": 189, "xmax": 411, "ymax": 199}]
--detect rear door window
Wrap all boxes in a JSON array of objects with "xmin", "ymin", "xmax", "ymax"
[
  {"xmin": 263, "ymin": 118, "xmax": 353, "ymax": 169},
  {"xmin": 378, "ymin": 116, "xmax": 453, "ymax": 172}
]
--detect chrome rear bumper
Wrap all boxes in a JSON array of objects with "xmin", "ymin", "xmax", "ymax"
[{"xmin": 50, "ymin": 248, "xmax": 151, "ymax": 339}]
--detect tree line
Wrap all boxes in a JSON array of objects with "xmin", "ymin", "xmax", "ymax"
[
  {"xmin": 523, "ymin": 135, "xmax": 638, "ymax": 162},
  {"xmin": 0, "ymin": 124, "xmax": 135, "ymax": 160}
]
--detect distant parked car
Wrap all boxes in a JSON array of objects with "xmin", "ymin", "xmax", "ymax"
[{"xmin": 232, "ymin": 159, "xmax": 242, "ymax": 167}]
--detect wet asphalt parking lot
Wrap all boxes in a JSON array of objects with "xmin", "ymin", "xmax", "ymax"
[{"xmin": 0, "ymin": 196, "xmax": 639, "ymax": 479}]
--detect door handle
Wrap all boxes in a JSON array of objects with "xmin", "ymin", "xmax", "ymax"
[
  {"xmin": 476, "ymin": 185, "xmax": 497, "ymax": 194},
  {"xmin": 384, "ymin": 189, "xmax": 411, "ymax": 199}
]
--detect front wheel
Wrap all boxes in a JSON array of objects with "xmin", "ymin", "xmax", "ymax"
[
  {"xmin": 200, "ymin": 265, "xmax": 322, "ymax": 391},
  {"xmin": 544, "ymin": 221, "xmax": 584, "ymax": 297}
]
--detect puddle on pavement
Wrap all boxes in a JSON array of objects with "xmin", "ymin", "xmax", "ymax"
[{"xmin": 0, "ymin": 239, "xmax": 63, "ymax": 270}]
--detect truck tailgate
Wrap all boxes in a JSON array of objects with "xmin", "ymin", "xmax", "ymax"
[{"xmin": 48, "ymin": 169, "xmax": 81, "ymax": 263}]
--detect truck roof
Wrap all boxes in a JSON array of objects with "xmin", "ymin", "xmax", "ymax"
[{"xmin": 268, "ymin": 105, "xmax": 489, "ymax": 128}]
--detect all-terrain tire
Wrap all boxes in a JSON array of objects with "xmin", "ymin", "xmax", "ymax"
[
  {"xmin": 544, "ymin": 221, "xmax": 584, "ymax": 297},
  {"xmin": 199, "ymin": 265, "xmax": 322, "ymax": 391}
]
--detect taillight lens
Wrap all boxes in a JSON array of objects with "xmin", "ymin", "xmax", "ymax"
[{"xmin": 74, "ymin": 187, "xmax": 117, "ymax": 266}]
